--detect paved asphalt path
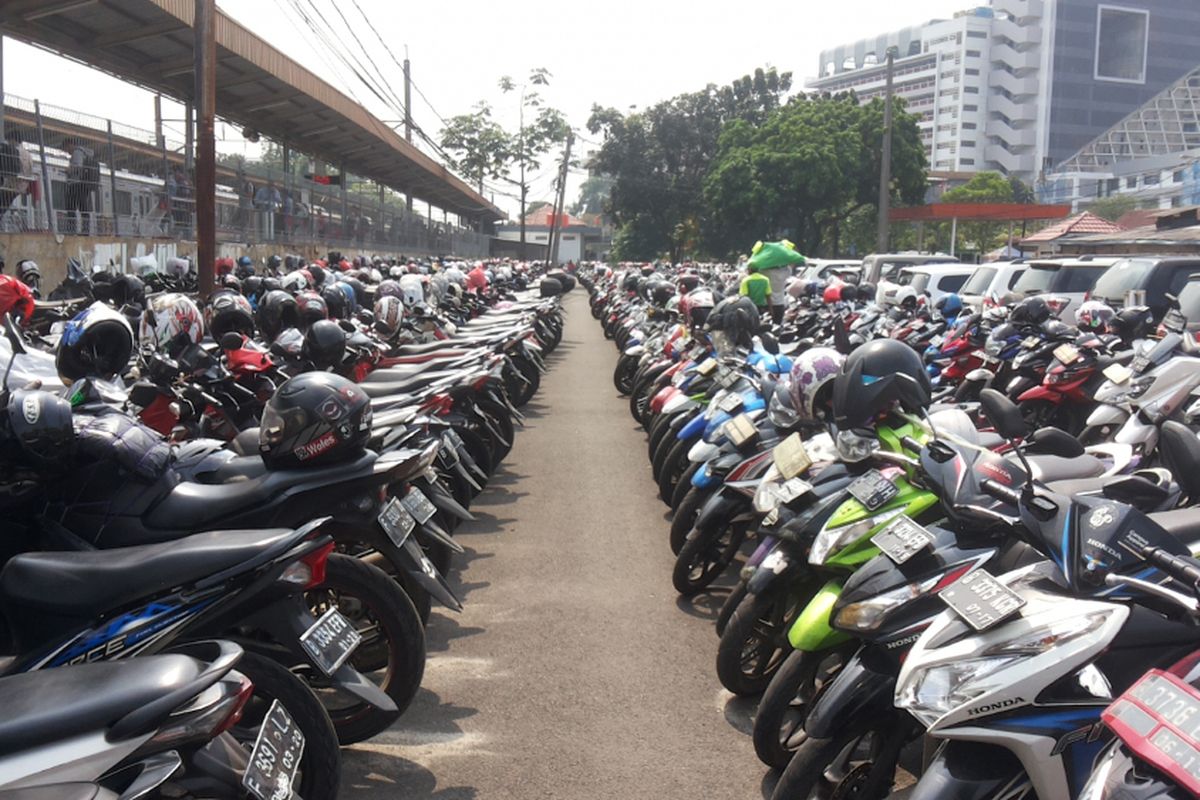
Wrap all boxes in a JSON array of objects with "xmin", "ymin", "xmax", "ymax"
[{"xmin": 341, "ymin": 290, "xmax": 769, "ymax": 798}]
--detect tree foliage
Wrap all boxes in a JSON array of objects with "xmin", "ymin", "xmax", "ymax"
[
  {"xmin": 941, "ymin": 170, "xmax": 1013, "ymax": 254},
  {"xmin": 702, "ymin": 94, "xmax": 927, "ymax": 258},
  {"xmin": 1085, "ymin": 194, "xmax": 1138, "ymax": 222},
  {"xmin": 587, "ymin": 67, "xmax": 793, "ymax": 261}
]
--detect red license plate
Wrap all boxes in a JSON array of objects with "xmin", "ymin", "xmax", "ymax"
[{"xmin": 1103, "ymin": 669, "xmax": 1200, "ymax": 796}]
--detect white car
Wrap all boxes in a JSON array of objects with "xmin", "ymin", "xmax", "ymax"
[
  {"xmin": 1002, "ymin": 257, "xmax": 1121, "ymax": 320},
  {"xmin": 958, "ymin": 261, "xmax": 1029, "ymax": 310},
  {"xmin": 878, "ymin": 264, "xmax": 975, "ymax": 308}
]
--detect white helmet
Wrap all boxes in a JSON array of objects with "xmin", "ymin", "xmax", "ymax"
[
  {"xmin": 164, "ymin": 257, "xmax": 190, "ymax": 280},
  {"xmin": 280, "ymin": 271, "xmax": 308, "ymax": 293},
  {"xmin": 139, "ymin": 293, "xmax": 204, "ymax": 354},
  {"xmin": 129, "ymin": 254, "xmax": 158, "ymax": 277},
  {"xmin": 397, "ymin": 274, "xmax": 424, "ymax": 309},
  {"xmin": 374, "ymin": 294, "xmax": 404, "ymax": 337}
]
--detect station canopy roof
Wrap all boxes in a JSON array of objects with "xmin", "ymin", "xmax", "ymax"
[{"xmin": 0, "ymin": 0, "xmax": 504, "ymax": 222}]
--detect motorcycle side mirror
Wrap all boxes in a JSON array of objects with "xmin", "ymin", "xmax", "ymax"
[
  {"xmin": 1165, "ymin": 292, "xmax": 1180, "ymax": 310},
  {"xmin": 338, "ymin": 319, "xmax": 356, "ymax": 333},
  {"xmin": 218, "ymin": 332, "xmax": 244, "ymax": 351},
  {"xmin": 980, "ymin": 388, "xmax": 1028, "ymax": 441}
]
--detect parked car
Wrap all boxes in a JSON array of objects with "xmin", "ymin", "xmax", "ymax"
[
  {"xmin": 958, "ymin": 260, "xmax": 1029, "ymax": 310},
  {"xmin": 860, "ymin": 252, "xmax": 959, "ymax": 285},
  {"xmin": 802, "ymin": 259, "xmax": 863, "ymax": 284},
  {"xmin": 1002, "ymin": 257, "xmax": 1119, "ymax": 320},
  {"xmin": 878, "ymin": 263, "xmax": 975, "ymax": 308},
  {"xmin": 1087, "ymin": 256, "xmax": 1200, "ymax": 321}
]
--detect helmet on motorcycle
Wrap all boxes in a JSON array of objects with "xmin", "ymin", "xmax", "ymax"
[
  {"xmin": 129, "ymin": 255, "xmax": 157, "ymax": 278},
  {"xmin": 0, "ymin": 275, "xmax": 34, "ymax": 322},
  {"xmin": 295, "ymin": 291, "xmax": 328, "ymax": 329},
  {"xmin": 256, "ymin": 290, "xmax": 299, "ymax": 340},
  {"xmin": 321, "ymin": 285, "xmax": 349, "ymax": 320},
  {"xmin": 262, "ymin": 277, "xmax": 281, "ymax": 292},
  {"xmin": 110, "ymin": 274, "xmax": 146, "ymax": 310},
  {"xmin": 789, "ymin": 347, "xmax": 846, "ymax": 423},
  {"xmin": 786, "ymin": 278, "xmax": 806, "ymax": 300},
  {"xmin": 444, "ymin": 282, "xmax": 465, "ymax": 306},
  {"xmin": 7, "ymin": 389, "xmax": 74, "ymax": 473},
  {"xmin": 374, "ymin": 295, "xmax": 404, "ymax": 337},
  {"xmin": 280, "ymin": 270, "xmax": 308, "ymax": 293},
  {"xmin": 1075, "ymin": 300, "xmax": 1114, "ymax": 332},
  {"xmin": 1010, "ymin": 296, "xmax": 1050, "ymax": 325},
  {"xmin": 242, "ymin": 276, "xmax": 264, "ymax": 304},
  {"xmin": 15, "ymin": 260, "xmax": 40, "ymax": 288},
  {"xmin": 539, "ymin": 276, "xmax": 563, "ymax": 298},
  {"xmin": 139, "ymin": 293, "xmax": 204, "ymax": 356},
  {"xmin": 259, "ymin": 372, "xmax": 372, "ymax": 469},
  {"xmin": 219, "ymin": 273, "xmax": 241, "ymax": 293},
  {"xmin": 377, "ymin": 279, "xmax": 403, "ymax": 300},
  {"xmin": 235, "ymin": 255, "xmax": 254, "ymax": 279},
  {"xmin": 707, "ymin": 295, "xmax": 760, "ymax": 348},
  {"xmin": 397, "ymin": 275, "xmax": 424, "ymax": 308},
  {"xmin": 302, "ymin": 319, "xmax": 347, "ymax": 370},
  {"xmin": 207, "ymin": 291, "xmax": 256, "ymax": 339},
  {"xmin": 935, "ymin": 293, "xmax": 963, "ymax": 320},
  {"xmin": 308, "ymin": 265, "xmax": 327, "ymax": 289},
  {"xmin": 677, "ymin": 273, "xmax": 701, "ymax": 294},
  {"xmin": 840, "ymin": 284, "xmax": 859, "ymax": 303},
  {"xmin": 56, "ymin": 302, "xmax": 135, "ymax": 381},
  {"xmin": 649, "ymin": 280, "xmax": 675, "ymax": 307},
  {"xmin": 342, "ymin": 277, "xmax": 368, "ymax": 308},
  {"xmin": 1110, "ymin": 305, "xmax": 1154, "ymax": 341},
  {"xmin": 894, "ymin": 286, "xmax": 919, "ymax": 309},
  {"xmin": 266, "ymin": 254, "xmax": 282, "ymax": 274},
  {"xmin": 622, "ymin": 273, "xmax": 640, "ymax": 294},
  {"xmin": 215, "ymin": 257, "xmax": 235, "ymax": 277},
  {"xmin": 163, "ymin": 257, "xmax": 190, "ymax": 281},
  {"xmin": 822, "ymin": 283, "xmax": 844, "ymax": 304},
  {"xmin": 832, "ymin": 338, "xmax": 931, "ymax": 431}
]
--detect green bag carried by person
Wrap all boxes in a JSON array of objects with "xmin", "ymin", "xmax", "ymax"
[{"xmin": 747, "ymin": 240, "xmax": 807, "ymax": 271}]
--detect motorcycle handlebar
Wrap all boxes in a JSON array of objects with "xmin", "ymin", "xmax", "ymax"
[
  {"xmin": 1143, "ymin": 546, "xmax": 1200, "ymax": 593},
  {"xmin": 980, "ymin": 477, "xmax": 1021, "ymax": 506}
]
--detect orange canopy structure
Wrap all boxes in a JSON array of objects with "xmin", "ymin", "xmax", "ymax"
[{"xmin": 890, "ymin": 203, "xmax": 1073, "ymax": 222}]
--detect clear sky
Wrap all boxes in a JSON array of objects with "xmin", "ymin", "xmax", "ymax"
[{"xmin": 2, "ymin": 0, "xmax": 965, "ymax": 217}]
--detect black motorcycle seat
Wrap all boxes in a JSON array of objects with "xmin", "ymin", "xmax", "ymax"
[
  {"xmin": 360, "ymin": 370, "xmax": 464, "ymax": 398},
  {"xmin": 0, "ymin": 527, "xmax": 304, "ymax": 616},
  {"xmin": 147, "ymin": 452, "xmax": 375, "ymax": 528},
  {"xmin": 202, "ymin": 453, "xmax": 268, "ymax": 483},
  {"xmin": 0, "ymin": 655, "xmax": 204, "ymax": 755},
  {"xmin": 1150, "ymin": 509, "xmax": 1200, "ymax": 547},
  {"xmin": 1026, "ymin": 453, "xmax": 1106, "ymax": 482}
]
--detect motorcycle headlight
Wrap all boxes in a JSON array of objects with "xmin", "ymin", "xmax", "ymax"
[
  {"xmin": 809, "ymin": 508, "xmax": 904, "ymax": 566},
  {"xmin": 1097, "ymin": 375, "xmax": 1153, "ymax": 405},
  {"xmin": 768, "ymin": 398, "xmax": 802, "ymax": 429},
  {"xmin": 836, "ymin": 429, "xmax": 880, "ymax": 463},
  {"xmin": 834, "ymin": 574, "xmax": 941, "ymax": 632},
  {"xmin": 896, "ymin": 610, "xmax": 1113, "ymax": 727},
  {"xmin": 704, "ymin": 390, "xmax": 729, "ymax": 420}
]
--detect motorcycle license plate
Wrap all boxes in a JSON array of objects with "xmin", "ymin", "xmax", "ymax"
[
  {"xmin": 723, "ymin": 413, "xmax": 757, "ymax": 447},
  {"xmin": 847, "ymin": 470, "xmax": 899, "ymax": 511},
  {"xmin": 401, "ymin": 487, "xmax": 438, "ymax": 524},
  {"xmin": 1103, "ymin": 363, "xmax": 1132, "ymax": 384},
  {"xmin": 299, "ymin": 607, "xmax": 362, "ymax": 676},
  {"xmin": 718, "ymin": 393, "xmax": 744, "ymax": 414},
  {"xmin": 1053, "ymin": 344, "xmax": 1080, "ymax": 365},
  {"xmin": 716, "ymin": 368, "xmax": 741, "ymax": 389},
  {"xmin": 1022, "ymin": 335, "xmax": 1041, "ymax": 349},
  {"xmin": 1132, "ymin": 355, "xmax": 1150, "ymax": 373},
  {"xmin": 243, "ymin": 700, "xmax": 305, "ymax": 800},
  {"xmin": 1103, "ymin": 670, "xmax": 1200, "ymax": 796},
  {"xmin": 445, "ymin": 428, "xmax": 464, "ymax": 451},
  {"xmin": 778, "ymin": 477, "xmax": 811, "ymax": 503},
  {"xmin": 872, "ymin": 516, "xmax": 934, "ymax": 564},
  {"xmin": 939, "ymin": 569, "xmax": 1025, "ymax": 631},
  {"xmin": 928, "ymin": 335, "xmax": 943, "ymax": 347},
  {"xmin": 773, "ymin": 433, "xmax": 812, "ymax": 479},
  {"xmin": 1164, "ymin": 309, "xmax": 1188, "ymax": 334},
  {"xmin": 696, "ymin": 358, "xmax": 718, "ymax": 376},
  {"xmin": 377, "ymin": 498, "xmax": 416, "ymax": 547}
]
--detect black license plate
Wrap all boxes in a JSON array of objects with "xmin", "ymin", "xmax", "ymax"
[
  {"xmin": 848, "ymin": 470, "xmax": 900, "ymax": 511},
  {"xmin": 299, "ymin": 607, "xmax": 361, "ymax": 676},
  {"xmin": 243, "ymin": 700, "xmax": 305, "ymax": 800},
  {"xmin": 717, "ymin": 368, "xmax": 741, "ymax": 389},
  {"xmin": 939, "ymin": 569, "xmax": 1025, "ymax": 631},
  {"xmin": 872, "ymin": 516, "xmax": 934, "ymax": 564},
  {"xmin": 1132, "ymin": 355, "xmax": 1150, "ymax": 373},
  {"xmin": 1164, "ymin": 310, "xmax": 1187, "ymax": 334},
  {"xmin": 378, "ymin": 498, "xmax": 416, "ymax": 547},
  {"xmin": 718, "ymin": 393, "xmax": 744, "ymax": 414},
  {"xmin": 401, "ymin": 487, "xmax": 438, "ymax": 524}
]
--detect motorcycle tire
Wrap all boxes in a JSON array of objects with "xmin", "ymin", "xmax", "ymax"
[
  {"xmin": 715, "ymin": 580, "xmax": 748, "ymax": 637},
  {"xmin": 452, "ymin": 424, "xmax": 497, "ymax": 482},
  {"xmin": 629, "ymin": 375, "xmax": 658, "ymax": 428},
  {"xmin": 671, "ymin": 516, "xmax": 746, "ymax": 597},
  {"xmin": 669, "ymin": 486, "xmax": 709, "ymax": 555},
  {"xmin": 306, "ymin": 554, "xmax": 426, "ymax": 745},
  {"xmin": 769, "ymin": 719, "xmax": 898, "ymax": 800},
  {"xmin": 507, "ymin": 358, "xmax": 541, "ymax": 407},
  {"xmin": 477, "ymin": 399, "xmax": 516, "ymax": 464},
  {"xmin": 716, "ymin": 588, "xmax": 799, "ymax": 697},
  {"xmin": 647, "ymin": 412, "xmax": 672, "ymax": 461},
  {"xmin": 657, "ymin": 434, "xmax": 696, "ymax": 505},
  {"xmin": 230, "ymin": 652, "xmax": 341, "ymax": 800},
  {"xmin": 613, "ymin": 353, "xmax": 639, "ymax": 395},
  {"xmin": 672, "ymin": 461, "xmax": 702, "ymax": 513},
  {"xmin": 752, "ymin": 643, "xmax": 855, "ymax": 769},
  {"xmin": 650, "ymin": 429, "xmax": 682, "ymax": 485}
]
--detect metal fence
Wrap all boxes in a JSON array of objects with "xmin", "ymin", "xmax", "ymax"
[{"xmin": 0, "ymin": 92, "xmax": 491, "ymax": 258}]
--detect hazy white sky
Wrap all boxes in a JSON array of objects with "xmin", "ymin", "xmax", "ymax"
[{"xmin": 2, "ymin": 0, "xmax": 964, "ymax": 216}]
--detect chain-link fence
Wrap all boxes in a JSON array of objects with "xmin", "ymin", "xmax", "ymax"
[{"xmin": 0, "ymin": 92, "xmax": 491, "ymax": 258}]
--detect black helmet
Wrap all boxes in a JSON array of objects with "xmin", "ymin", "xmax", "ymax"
[
  {"xmin": 308, "ymin": 265, "xmax": 327, "ymax": 289},
  {"xmin": 266, "ymin": 254, "xmax": 282, "ymax": 273},
  {"xmin": 208, "ymin": 291, "xmax": 256, "ymax": 339},
  {"xmin": 257, "ymin": 290, "xmax": 299, "ymax": 340},
  {"xmin": 649, "ymin": 281, "xmax": 675, "ymax": 307},
  {"xmin": 343, "ymin": 277, "xmax": 369, "ymax": 308},
  {"xmin": 259, "ymin": 372, "xmax": 371, "ymax": 468},
  {"xmin": 242, "ymin": 275, "xmax": 264, "ymax": 303},
  {"xmin": 839, "ymin": 284, "xmax": 858, "ymax": 303},
  {"xmin": 832, "ymin": 338, "xmax": 931, "ymax": 430},
  {"xmin": 110, "ymin": 274, "xmax": 146, "ymax": 310},
  {"xmin": 7, "ymin": 389, "xmax": 73, "ymax": 472},
  {"xmin": 56, "ymin": 303, "xmax": 135, "ymax": 381},
  {"xmin": 707, "ymin": 295, "xmax": 760, "ymax": 338},
  {"xmin": 321, "ymin": 285, "xmax": 349, "ymax": 320},
  {"xmin": 295, "ymin": 291, "xmax": 328, "ymax": 329},
  {"xmin": 1111, "ymin": 305, "xmax": 1154, "ymax": 341},
  {"xmin": 621, "ymin": 274, "xmax": 640, "ymax": 294},
  {"xmin": 858, "ymin": 282, "xmax": 876, "ymax": 301},
  {"xmin": 539, "ymin": 276, "xmax": 563, "ymax": 298},
  {"xmin": 262, "ymin": 276, "xmax": 282, "ymax": 292},
  {"xmin": 302, "ymin": 319, "xmax": 347, "ymax": 370},
  {"xmin": 235, "ymin": 255, "xmax": 254, "ymax": 280},
  {"xmin": 1011, "ymin": 296, "xmax": 1050, "ymax": 325}
]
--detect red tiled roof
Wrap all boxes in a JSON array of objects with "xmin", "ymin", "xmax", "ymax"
[
  {"xmin": 1115, "ymin": 209, "xmax": 1158, "ymax": 230},
  {"xmin": 1021, "ymin": 211, "xmax": 1124, "ymax": 243},
  {"xmin": 523, "ymin": 207, "xmax": 588, "ymax": 227}
]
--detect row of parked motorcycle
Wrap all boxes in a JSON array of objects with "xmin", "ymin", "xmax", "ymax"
[
  {"xmin": 0, "ymin": 254, "xmax": 573, "ymax": 800},
  {"xmin": 587, "ymin": 260, "xmax": 1200, "ymax": 799}
]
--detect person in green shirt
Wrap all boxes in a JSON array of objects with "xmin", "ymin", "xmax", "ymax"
[{"xmin": 739, "ymin": 264, "xmax": 772, "ymax": 310}]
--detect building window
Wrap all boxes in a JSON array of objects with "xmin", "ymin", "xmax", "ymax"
[
  {"xmin": 964, "ymin": 104, "xmax": 978, "ymax": 111},
  {"xmin": 965, "ymin": 68, "xmax": 980, "ymax": 76},
  {"xmin": 966, "ymin": 49, "xmax": 981, "ymax": 57},
  {"xmin": 1094, "ymin": 5, "xmax": 1149, "ymax": 84},
  {"xmin": 963, "ymin": 122, "xmax": 977, "ymax": 129},
  {"xmin": 966, "ymin": 30, "xmax": 987, "ymax": 38},
  {"xmin": 962, "ymin": 140, "xmax": 977, "ymax": 147},
  {"xmin": 1174, "ymin": 170, "xmax": 1185, "ymax": 183},
  {"xmin": 960, "ymin": 158, "xmax": 975, "ymax": 165},
  {"xmin": 1126, "ymin": 175, "xmax": 1138, "ymax": 189},
  {"xmin": 1107, "ymin": 177, "xmax": 1120, "ymax": 194},
  {"xmin": 964, "ymin": 86, "xmax": 979, "ymax": 93},
  {"xmin": 1145, "ymin": 172, "xmax": 1159, "ymax": 185}
]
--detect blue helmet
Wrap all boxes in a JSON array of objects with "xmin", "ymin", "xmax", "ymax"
[{"xmin": 936, "ymin": 293, "xmax": 963, "ymax": 321}]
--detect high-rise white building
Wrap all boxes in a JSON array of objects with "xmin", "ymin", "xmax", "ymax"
[{"xmin": 806, "ymin": 1, "xmax": 1200, "ymax": 184}]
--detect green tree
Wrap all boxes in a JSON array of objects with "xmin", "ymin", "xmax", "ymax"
[
  {"xmin": 570, "ymin": 174, "xmax": 613, "ymax": 217},
  {"xmin": 1085, "ymin": 194, "xmax": 1138, "ymax": 222},
  {"xmin": 702, "ymin": 93, "xmax": 927, "ymax": 258},
  {"xmin": 941, "ymin": 171, "xmax": 1014, "ymax": 254},
  {"xmin": 587, "ymin": 66, "xmax": 793, "ymax": 261},
  {"xmin": 439, "ymin": 102, "xmax": 512, "ymax": 193}
]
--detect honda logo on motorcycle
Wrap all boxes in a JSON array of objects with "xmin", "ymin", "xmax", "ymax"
[{"xmin": 967, "ymin": 696, "xmax": 1025, "ymax": 716}]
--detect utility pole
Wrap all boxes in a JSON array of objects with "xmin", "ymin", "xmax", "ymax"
[
  {"xmin": 194, "ymin": 0, "xmax": 216, "ymax": 296},
  {"xmin": 547, "ymin": 131, "xmax": 573, "ymax": 265},
  {"xmin": 876, "ymin": 47, "xmax": 896, "ymax": 254},
  {"xmin": 403, "ymin": 47, "xmax": 413, "ymax": 213}
]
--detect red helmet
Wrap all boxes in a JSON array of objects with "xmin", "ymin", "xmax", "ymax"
[
  {"xmin": 0, "ymin": 275, "xmax": 35, "ymax": 323},
  {"xmin": 822, "ymin": 281, "xmax": 845, "ymax": 304},
  {"xmin": 215, "ymin": 257, "xmax": 236, "ymax": 276}
]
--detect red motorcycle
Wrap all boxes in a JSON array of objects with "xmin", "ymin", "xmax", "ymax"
[{"xmin": 1015, "ymin": 335, "xmax": 1128, "ymax": 435}]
